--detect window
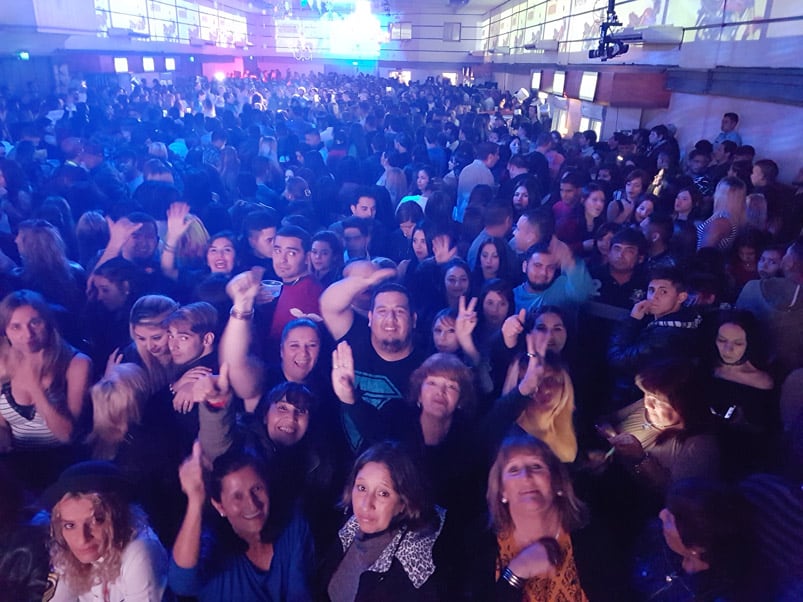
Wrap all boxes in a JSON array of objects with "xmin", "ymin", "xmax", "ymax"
[
  {"xmin": 113, "ymin": 57, "xmax": 129, "ymax": 73},
  {"xmin": 390, "ymin": 22, "xmax": 412, "ymax": 40},
  {"xmin": 552, "ymin": 71, "xmax": 565, "ymax": 95},
  {"xmin": 164, "ymin": 57, "xmax": 175, "ymax": 71},
  {"xmin": 142, "ymin": 56, "xmax": 155, "ymax": 72},
  {"xmin": 443, "ymin": 22, "xmax": 461, "ymax": 42}
]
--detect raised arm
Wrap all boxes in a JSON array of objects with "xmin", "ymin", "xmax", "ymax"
[
  {"xmin": 170, "ymin": 441, "xmax": 206, "ymax": 597},
  {"xmin": 220, "ymin": 267, "xmax": 266, "ymax": 401},
  {"xmin": 320, "ymin": 262, "xmax": 396, "ymax": 340},
  {"xmin": 92, "ymin": 217, "xmax": 142, "ymax": 274},
  {"xmin": 160, "ymin": 203, "xmax": 193, "ymax": 281}
]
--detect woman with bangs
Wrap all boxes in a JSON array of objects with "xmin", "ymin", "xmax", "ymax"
[
  {"xmin": 407, "ymin": 353, "xmax": 485, "ymax": 520},
  {"xmin": 320, "ymin": 441, "xmax": 446, "ymax": 601},
  {"xmin": 44, "ymin": 461, "xmax": 168, "ymax": 601},
  {"xmin": 459, "ymin": 433, "xmax": 592, "ymax": 601}
]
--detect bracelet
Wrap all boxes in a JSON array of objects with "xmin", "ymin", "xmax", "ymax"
[
  {"xmin": 229, "ymin": 306, "xmax": 255, "ymax": 320},
  {"xmin": 163, "ymin": 241, "xmax": 177, "ymax": 253},
  {"xmin": 501, "ymin": 566, "xmax": 525, "ymax": 590}
]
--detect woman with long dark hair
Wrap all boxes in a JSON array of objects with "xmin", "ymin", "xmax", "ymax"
[{"xmin": 0, "ymin": 290, "xmax": 91, "ymax": 457}]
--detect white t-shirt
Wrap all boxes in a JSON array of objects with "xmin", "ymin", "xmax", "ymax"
[{"xmin": 51, "ymin": 528, "xmax": 168, "ymax": 602}]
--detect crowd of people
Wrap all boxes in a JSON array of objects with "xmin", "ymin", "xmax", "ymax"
[{"xmin": 0, "ymin": 69, "xmax": 802, "ymax": 601}]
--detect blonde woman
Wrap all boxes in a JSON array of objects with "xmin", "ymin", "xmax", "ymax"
[
  {"xmin": 44, "ymin": 461, "xmax": 168, "ymax": 601},
  {"xmin": 160, "ymin": 202, "xmax": 211, "ymax": 280},
  {"xmin": 89, "ymin": 363, "xmax": 149, "ymax": 460},
  {"xmin": 109, "ymin": 294, "xmax": 178, "ymax": 393},
  {"xmin": 501, "ymin": 351, "xmax": 579, "ymax": 464},
  {"xmin": 697, "ymin": 176, "xmax": 747, "ymax": 250}
]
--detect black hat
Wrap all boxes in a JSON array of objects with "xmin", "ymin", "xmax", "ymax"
[{"xmin": 41, "ymin": 461, "xmax": 132, "ymax": 509}]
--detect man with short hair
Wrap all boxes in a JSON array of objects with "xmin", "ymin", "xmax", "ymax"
[
  {"xmin": 454, "ymin": 141, "xmax": 498, "ymax": 222},
  {"xmin": 321, "ymin": 267, "xmax": 426, "ymax": 453},
  {"xmin": 641, "ymin": 214, "xmax": 677, "ymax": 270},
  {"xmin": 513, "ymin": 239, "xmax": 593, "ymax": 313},
  {"xmin": 686, "ymin": 149, "xmax": 713, "ymax": 198},
  {"xmin": 532, "ymin": 132, "xmax": 555, "ymax": 185},
  {"xmin": 498, "ymin": 154, "xmax": 531, "ymax": 202},
  {"xmin": 590, "ymin": 228, "xmax": 649, "ymax": 309},
  {"xmin": 267, "ymin": 225, "xmax": 323, "ymax": 344},
  {"xmin": 707, "ymin": 140, "xmax": 738, "ymax": 184},
  {"xmin": 737, "ymin": 236, "xmax": 803, "ymax": 375},
  {"xmin": 304, "ymin": 127, "xmax": 328, "ymax": 163},
  {"xmin": 550, "ymin": 171, "xmax": 585, "ymax": 222},
  {"xmin": 466, "ymin": 200, "xmax": 516, "ymax": 273},
  {"xmin": 350, "ymin": 190, "xmax": 377, "ymax": 219},
  {"xmin": 714, "ymin": 112, "xmax": 742, "ymax": 146},
  {"xmin": 165, "ymin": 301, "xmax": 220, "ymax": 451},
  {"xmin": 240, "ymin": 208, "xmax": 280, "ymax": 277},
  {"xmin": 511, "ymin": 207, "xmax": 554, "ymax": 258},
  {"xmin": 342, "ymin": 216, "xmax": 371, "ymax": 261},
  {"xmin": 609, "ymin": 267, "xmax": 702, "ymax": 405},
  {"xmin": 646, "ymin": 124, "xmax": 679, "ymax": 175}
]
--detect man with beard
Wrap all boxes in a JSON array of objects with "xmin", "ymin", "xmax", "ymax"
[
  {"xmin": 321, "ymin": 263, "xmax": 426, "ymax": 454},
  {"xmin": 512, "ymin": 239, "xmax": 593, "ymax": 314}
]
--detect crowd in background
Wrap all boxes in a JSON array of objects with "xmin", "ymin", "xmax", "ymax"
[{"xmin": 0, "ymin": 70, "xmax": 802, "ymax": 601}]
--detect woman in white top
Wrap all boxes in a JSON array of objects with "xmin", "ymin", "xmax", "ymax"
[{"xmin": 44, "ymin": 460, "xmax": 168, "ymax": 601}]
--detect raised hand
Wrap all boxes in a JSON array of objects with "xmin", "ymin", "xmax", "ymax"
[
  {"xmin": 105, "ymin": 347, "xmax": 124, "ymax": 377},
  {"xmin": 432, "ymin": 235, "xmax": 454, "ymax": 264},
  {"xmin": 165, "ymin": 202, "xmax": 193, "ymax": 244},
  {"xmin": 106, "ymin": 215, "xmax": 143, "ymax": 249},
  {"xmin": 227, "ymin": 266, "xmax": 265, "ymax": 308},
  {"xmin": 455, "ymin": 296, "xmax": 479, "ymax": 341},
  {"xmin": 178, "ymin": 441, "xmax": 206, "ymax": 503},
  {"xmin": 331, "ymin": 341, "xmax": 356, "ymax": 405},
  {"xmin": 502, "ymin": 308, "xmax": 527, "ymax": 349},
  {"xmin": 517, "ymin": 330, "xmax": 545, "ymax": 397},
  {"xmin": 191, "ymin": 363, "xmax": 232, "ymax": 409}
]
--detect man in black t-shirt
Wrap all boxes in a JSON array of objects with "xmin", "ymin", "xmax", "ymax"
[{"xmin": 321, "ymin": 264, "xmax": 426, "ymax": 453}]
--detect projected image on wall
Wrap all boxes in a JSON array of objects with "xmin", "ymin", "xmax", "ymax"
[{"xmin": 276, "ymin": 0, "xmax": 385, "ymax": 59}]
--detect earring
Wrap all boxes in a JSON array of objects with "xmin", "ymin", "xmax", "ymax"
[
  {"xmin": 556, "ymin": 490, "xmax": 564, "ymax": 497},
  {"xmin": 501, "ymin": 497, "xmax": 508, "ymax": 504}
]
